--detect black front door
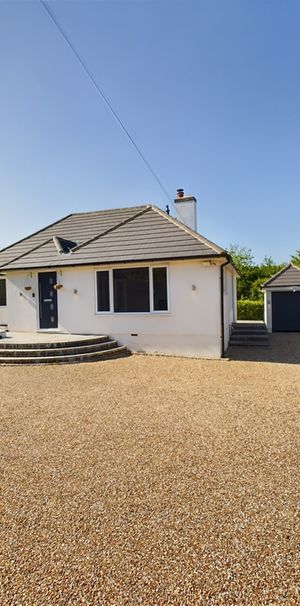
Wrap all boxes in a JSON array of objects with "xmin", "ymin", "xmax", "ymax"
[{"xmin": 38, "ymin": 272, "xmax": 58, "ymax": 329}]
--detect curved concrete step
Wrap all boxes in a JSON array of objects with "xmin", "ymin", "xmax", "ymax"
[
  {"xmin": 0, "ymin": 345, "xmax": 129, "ymax": 365},
  {"xmin": 0, "ymin": 340, "xmax": 119, "ymax": 358},
  {"xmin": 0, "ymin": 335, "xmax": 109, "ymax": 350}
]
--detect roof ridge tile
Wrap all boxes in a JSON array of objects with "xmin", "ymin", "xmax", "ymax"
[{"xmin": 72, "ymin": 206, "xmax": 152, "ymax": 253}]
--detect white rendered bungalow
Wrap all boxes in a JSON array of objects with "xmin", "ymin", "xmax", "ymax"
[{"xmin": 0, "ymin": 192, "xmax": 237, "ymax": 358}]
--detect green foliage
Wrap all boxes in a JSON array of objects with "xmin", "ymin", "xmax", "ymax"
[
  {"xmin": 261, "ymin": 255, "xmax": 276, "ymax": 268},
  {"xmin": 228, "ymin": 245, "xmax": 300, "ymax": 320},
  {"xmin": 228, "ymin": 244, "xmax": 255, "ymax": 300},
  {"xmin": 228, "ymin": 244, "xmax": 285, "ymax": 301},
  {"xmin": 228, "ymin": 244, "xmax": 254, "ymax": 272},
  {"xmin": 237, "ymin": 299, "xmax": 264, "ymax": 321},
  {"xmin": 249, "ymin": 277, "xmax": 266, "ymax": 301},
  {"xmin": 291, "ymin": 249, "xmax": 300, "ymax": 266}
]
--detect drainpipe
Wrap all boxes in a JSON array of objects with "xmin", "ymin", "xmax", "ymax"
[{"xmin": 220, "ymin": 258, "xmax": 231, "ymax": 358}]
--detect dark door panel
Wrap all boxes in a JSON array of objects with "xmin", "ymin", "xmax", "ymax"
[
  {"xmin": 272, "ymin": 291, "xmax": 300, "ymax": 332},
  {"xmin": 38, "ymin": 272, "xmax": 58, "ymax": 329}
]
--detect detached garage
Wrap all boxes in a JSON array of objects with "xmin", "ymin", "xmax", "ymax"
[{"xmin": 263, "ymin": 264, "xmax": 300, "ymax": 332}]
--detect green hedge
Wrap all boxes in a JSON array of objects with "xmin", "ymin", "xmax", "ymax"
[{"xmin": 237, "ymin": 299, "xmax": 264, "ymax": 321}]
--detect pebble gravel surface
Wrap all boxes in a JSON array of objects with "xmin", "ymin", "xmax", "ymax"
[{"xmin": 0, "ymin": 351, "xmax": 299, "ymax": 605}]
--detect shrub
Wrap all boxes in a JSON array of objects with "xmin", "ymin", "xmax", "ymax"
[{"xmin": 237, "ymin": 299, "xmax": 264, "ymax": 321}]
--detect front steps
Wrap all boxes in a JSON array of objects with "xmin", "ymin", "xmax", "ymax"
[
  {"xmin": 0, "ymin": 335, "xmax": 129, "ymax": 365},
  {"xmin": 229, "ymin": 322, "xmax": 269, "ymax": 347}
]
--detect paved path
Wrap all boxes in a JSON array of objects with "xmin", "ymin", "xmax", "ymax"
[{"xmin": 228, "ymin": 332, "xmax": 300, "ymax": 364}]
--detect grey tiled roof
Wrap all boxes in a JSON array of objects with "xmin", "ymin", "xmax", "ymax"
[
  {"xmin": 0, "ymin": 205, "xmax": 227, "ymax": 271},
  {"xmin": 262, "ymin": 263, "xmax": 300, "ymax": 288}
]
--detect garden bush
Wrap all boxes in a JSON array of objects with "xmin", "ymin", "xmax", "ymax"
[{"xmin": 237, "ymin": 299, "xmax": 264, "ymax": 321}]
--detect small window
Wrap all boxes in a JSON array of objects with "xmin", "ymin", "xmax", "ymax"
[
  {"xmin": 0, "ymin": 278, "xmax": 6, "ymax": 306},
  {"xmin": 153, "ymin": 267, "xmax": 168, "ymax": 311},
  {"xmin": 113, "ymin": 268, "xmax": 150, "ymax": 312},
  {"xmin": 96, "ymin": 271, "xmax": 110, "ymax": 312}
]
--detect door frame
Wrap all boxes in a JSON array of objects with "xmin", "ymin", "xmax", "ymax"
[{"xmin": 37, "ymin": 271, "xmax": 59, "ymax": 331}]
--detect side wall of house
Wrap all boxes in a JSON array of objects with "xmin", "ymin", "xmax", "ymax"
[
  {"xmin": 0, "ymin": 307, "xmax": 8, "ymax": 325},
  {"xmin": 264, "ymin": 289, "xmax": 272, "ymax": 331},
  {"xmin": 223, "ymin": 267, "xmax": 236, "ymax": 351},
  {"xmin": 6, "ymin": 260, "xmax": 223, "ymax": 358}
]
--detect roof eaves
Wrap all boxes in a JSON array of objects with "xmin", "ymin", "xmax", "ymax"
[
  {"xmin": 225, "ymin": 256, "xmax": 239, "ymax": 276},
  {"xmin": 2, "ymin": 252, "xmax": 224, "ymax": 272},
  {"xmin": 0, "ymin": 213, "xmax": 73, "ymax": 256},
  {"xmin": 0, "ymin": 237, "xmax": 53, "ymax": 271},
  {"xmin": 151, "ymin": 205, "xmax": 226, "ymax": 255}
]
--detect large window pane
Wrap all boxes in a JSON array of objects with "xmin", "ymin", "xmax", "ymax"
[
  {"xmin": 0, "ymin": 279, "xmax": 6, "ymax": 306},
  {"xmin": 153, "ymin": 267, "xmax": 168, "ymax": 311},
  {"xmin": 113, "ymin": 268, "xmax": 149, "ymax": 312},
  {"xmin": 97, "ymin": 271, "xmax": 110, "ymax": 311}
]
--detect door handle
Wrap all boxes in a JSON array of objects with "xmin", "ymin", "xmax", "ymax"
[{"xmin": 43, "ymin": 298, "xmax": 52, "ymax": 302}]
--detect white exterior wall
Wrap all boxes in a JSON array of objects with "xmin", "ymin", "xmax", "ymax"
[
  {"xmin": 0, "ymin": 306, "xmax": 8, "ymax": 325},
  {"xmin": 223, "ymin": 267, "xmax": 236, "ymax": 351},
  {"xmin": 264, "ymin": 289, "xmax": 272, "ymax": 331},
  {"xmin": 6, "ymin": 275, "xmax": 37, "ymax": 331},
  {"xmin": 174, "ymin": 199, "xmax": 197, "ymax": 231},
  {"xmin": 5, "ymin": 260, "xmax": 224, "ymax": 358}
]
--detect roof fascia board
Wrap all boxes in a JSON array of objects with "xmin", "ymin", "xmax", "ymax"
[
  {"xmin": 264, "ymin": 285, "xmax": 300, "ymax": 289},
  {"xmin": 2, "ymin": 253, "xmax": 227, "ymax": 272}
]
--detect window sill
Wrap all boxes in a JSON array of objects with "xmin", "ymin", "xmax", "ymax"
[{"xmin": 95, "ymin": 311, "xmax": 170, "ymax": 316}]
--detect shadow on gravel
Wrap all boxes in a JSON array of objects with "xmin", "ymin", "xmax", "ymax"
[{"xmin": 227, "ymin": 333, "xmax": 300, "ymax": 365}]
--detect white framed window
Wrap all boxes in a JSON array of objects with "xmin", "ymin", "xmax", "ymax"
[
  {"xmin": 0, "ymin": 277, "xmax": 6, "ymax": 307},
  {"xmin": 152, "ymin": 267, "xmax": 168, "ymax": 311},
  {"xmin": 96, "ymin": 270, "xmax": 111, "ymax": 312},
  {"xmin": 96, "ymin": 266, "xmax": 169, "ymax": 314}
]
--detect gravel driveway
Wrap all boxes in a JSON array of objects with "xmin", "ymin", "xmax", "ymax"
[{"xmin": 0, "ymin": 353, "xmax": 299, "ymax": 605}]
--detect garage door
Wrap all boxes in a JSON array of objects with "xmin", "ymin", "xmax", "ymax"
[{"xmin": 272, "ymin": 291, "xmax": 300, "ymax": 332}]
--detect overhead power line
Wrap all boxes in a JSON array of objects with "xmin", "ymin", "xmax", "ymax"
[{"xmin": 39, "ymin": 0, "xmax": 175, "ymax": 209}]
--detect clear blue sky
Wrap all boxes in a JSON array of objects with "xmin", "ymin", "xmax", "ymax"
[{"xmin": 0, "ymin": 0, "xmax": 299, "ymax": 263}]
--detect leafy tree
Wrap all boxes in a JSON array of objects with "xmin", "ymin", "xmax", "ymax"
[
  {"xmin": 228, "ymin": 245, "xmax": 285, "ymax": 301},
  {"xmin": 249, "ymin": 277, "xmax": 266, "ymax": 301},
  {"xmin": 228, "ymin": 244, "xmax": 255, "ymax": 300},
  {"xmin": 228, "ymin": 244, "xmax": 254, "ymax": 272},
  {"xmin": 291, "ymin": 249, "xmax": 300, "ymax": 266},
  {"xmin": 261, "ymin": 255, "xmax": 276, "ymax": 269}
]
